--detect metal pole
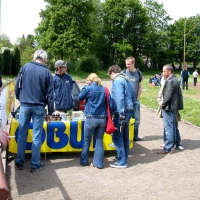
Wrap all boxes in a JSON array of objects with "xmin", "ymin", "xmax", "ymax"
[
  {"xmin": 183, "ymin": 19, "xmax": 186, "ymax": 67},
  {"xmin": 183, "ymin": 19, "xmax": 200, "ymax": 68}
]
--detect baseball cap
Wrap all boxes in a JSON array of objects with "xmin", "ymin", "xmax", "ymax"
[{"xmin": 55, "ymin": 60, "xmax": 67, "ymax": 68}]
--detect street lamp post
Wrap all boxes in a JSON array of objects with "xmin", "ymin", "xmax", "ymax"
[{"xmin": 183, "ymin": 19, "xmax": 200, "ymax": 67}]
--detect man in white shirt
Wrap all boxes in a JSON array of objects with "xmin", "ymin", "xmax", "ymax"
[{"xmin": 192, "ymin": 69, "xmax": 198, "ymax": 86}]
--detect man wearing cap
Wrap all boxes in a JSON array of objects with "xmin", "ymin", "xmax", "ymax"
[{"xmin": 53, "ymin": 60, "xmax": 74, "ymax": 116}]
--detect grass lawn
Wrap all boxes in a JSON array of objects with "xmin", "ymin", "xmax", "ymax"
[{"xmin": 141, "ymin": 77, "xmax": 200, "ymax": 127}]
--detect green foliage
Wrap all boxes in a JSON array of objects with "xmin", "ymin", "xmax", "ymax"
[
  {"xmin": 12, "ymin": 47, "xmax": 21, "ymax": 75},
  {"xmin": 101, "ymin": 0, "xmax": 149, "ymax": 66},
  {"xmin": 0, "ymin": 54, "xmax": 4, "ymax": 73},
  {"xmin": 35, "ymin": 0, "xmax": 95, "ymax": 61},
  {"xmin": 15, "ymin": 35, "xmax": 36, "ymax": 66},
  {"xmin": 0, "ymin": 34, "xmax": 12, "ymax": 48},
  {"xmin": 180, "ymin": 98, "xmax": 200, "ymax": 127},
  {"xmin": 140, "ymin": 74, "xmax": 200, "ymax": 127},
  {"xmin": 66, "ymin": 60, "xmax": 77, "ymax": 73},
  {"xmin": 3, "ymin": 49, "xmax": 12, "ymax": 75},
  {"xmin": 183, "ymin": 16, "xmax": 200, "ymax": 68},
  {"xmin": 79, "ymin": 56, "xmax": 100, "ymax": 72},
  {"xmin": 142, "ymin": 0, "xmax": 172, "ymax": 69}
]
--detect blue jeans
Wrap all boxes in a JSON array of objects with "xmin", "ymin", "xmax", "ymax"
[
  {"xmin": 132, "ymin": 100, "xmax": 140, "ymax": 139},
  {"xmin": 112, "ymin": 110, "xmax": 132, "ymax": 166},
  {"xmin": 163, "ymin": 117, "xmax": 182, "ymax": 148},
  {"xmin": 15, "ymin": 105, "xmax": 45, "ymax": 168},
  {"xmin": 80, "ymin": 117, "xmax": 106, "ymax": 168},
  {"xmin": 162, "ymin": 109, "xmax": 176, "ymax": 152},
  {"xmin": 175, "ymin": 121, "xmax": 182, "ymax": 147}
]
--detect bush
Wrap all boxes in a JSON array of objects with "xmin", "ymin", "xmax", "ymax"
[
  {"xmin": 79, "ymin": 56, "xmax": 100, "ymax": 72},
  {"xmin": 67, "ymin": 60, "xmax": 76, "ymax": 72}
]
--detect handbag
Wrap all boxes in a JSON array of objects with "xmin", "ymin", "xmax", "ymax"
[{"xmin": 104, "ymin": 87, "xmax": 117, "ymax": 134}]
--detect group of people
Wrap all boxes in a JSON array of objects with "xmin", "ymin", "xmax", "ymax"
[
  {"xmin": 14, "ymin": 49, "xmax": 75, "ymax": 172},
  {"xmin": 180, "ymin": 66, "xmax": 199, "ymax": 89},
  {"xmin": 12, "ymin": 52, "xmax": 143, "ymax": 171},
  {"xmin": 0, "ymin": 48, "xmax": 188, "ymax": 171},
  {"xmin": 149, "ymin": 74, "xmax": 161, "ymax": 86},
  {"xmin": 79, "ymin": 56, "xmax": 142, "ymax": 169}
]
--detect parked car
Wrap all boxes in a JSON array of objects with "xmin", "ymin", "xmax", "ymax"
[{"xmin": 72, "ymin": 81, "xmax": 85, "ymax": 111}]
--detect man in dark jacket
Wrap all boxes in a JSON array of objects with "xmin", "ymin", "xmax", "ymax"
[
  {"xmin": 157, "ymin": 64, "xmax": 184, "ymax": 154},
  {"xmin": 14, "ymin": 49, "xmax": 54, "ymax": 172},
  {"xmin": 53, "ymin": 60, "xmax": 74, "ymax": 116},
  {"xmin": 181, "ymin": 66, "xmax": 190, "ymax": 90}
]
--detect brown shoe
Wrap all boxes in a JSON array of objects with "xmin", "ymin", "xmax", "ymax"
[{"xmin": 157, "ymin": 150, "xmax": 168, "ymax": 154}]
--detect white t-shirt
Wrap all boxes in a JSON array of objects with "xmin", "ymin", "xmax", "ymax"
[{"xmin": 193, "ymin": 71, "xmax": 198, "ymax": 78}]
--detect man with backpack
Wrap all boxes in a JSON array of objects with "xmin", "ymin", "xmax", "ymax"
[
  {"xmin": 108, "ymin": 65, "xmax": 134, "ymax": 168},
  {"xmin": 181, "ymin": 66, "xmax": 190, "ymax": 90},
  {"xmin": 124, "ymin": 56, "xmax": 142, "ymax": 141}
]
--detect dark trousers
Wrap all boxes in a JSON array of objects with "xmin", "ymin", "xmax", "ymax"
[
  {"xmin": 182, "ymin": 78, "xmax": 188, "ymax": 90},
  {"xmin": 194, "ymin": 77, "xmax": 197, "ymax": 86}
]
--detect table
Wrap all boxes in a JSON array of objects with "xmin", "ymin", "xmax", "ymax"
[{"xmin": 8, "ymin": 118, "xmax": 135, "ymax": 153}]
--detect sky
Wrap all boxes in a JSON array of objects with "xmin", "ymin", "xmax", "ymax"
[
  {"xmin": 1, "ymin": 0, "xmax": 46, "ymax": 44},
  {"xmin": 1, "ymin": 0, "xmax": 200, "ymax": 44}
]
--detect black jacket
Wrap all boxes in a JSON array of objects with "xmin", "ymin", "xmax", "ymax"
[{"xmin": 161, "ymin": 75, "xmax": 183, "ymax": 111}]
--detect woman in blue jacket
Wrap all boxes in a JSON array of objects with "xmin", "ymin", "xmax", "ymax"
[{"xmin": 79, "ymin": 73, "xmax": 107, "ymax": 169}]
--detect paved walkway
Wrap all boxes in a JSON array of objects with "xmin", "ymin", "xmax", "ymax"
[{"xmin": 5, "ymin": 101, "xmax": 200, "ymax": 200}]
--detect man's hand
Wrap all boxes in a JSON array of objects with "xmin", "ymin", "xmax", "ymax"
[
  {"xmin": 0, "ymin": 129, "xmax": 10, "ymax": 149},
  {"xmin": 121, "ymin": 115, "xmax": 125, "ymax": 120},
  {"xmin": 46, "ymin": 115, "xmax": 52, "ymax": 124}
]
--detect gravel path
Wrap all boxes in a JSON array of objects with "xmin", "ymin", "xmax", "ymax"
[{"xmin": 6, "ymin": 80, "xmax": 200, "ymax": 200}]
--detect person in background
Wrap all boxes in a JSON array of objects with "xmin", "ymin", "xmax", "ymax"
[
  {"xmin": 157, "ymin": 64, "xmax": 184, "ymax": 154},
  {"xmin": 53, "ymin": 60, "xmax": 74, "ymax": 117},
  {"xmin": 0, "ymin": 129, "xmax": 10, "ymax": 150},
  {"xmin": 192, "ymin": 69, "xmax": 198, "ymax": 86},
  {"xmin": 14, "ymin": 49, "xmax": 54, "ymax": 172},
  {"xmin": 124, "ymin": 56, "xmax": 142, "ymax": 141},
  {"xmin": 108, "ymin": 65, "xmax": 134, "ymax": 168},
  {"xmin": 79, "ymin": 73, "xmax": 107, "ymax": 169},
  {"xmin": 179, "ymin": 69, "xmax": 183, "ymax": 86},
  {"xmin": 181, "ymin": 66, "xmax": 190, "ymax": 90}
]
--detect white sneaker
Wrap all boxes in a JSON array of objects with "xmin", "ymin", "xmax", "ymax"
[
  {"xmin": 160, "ymin": 143, "xmax": 165, "ymax": 147},
  {"xmin": 177, "ymin": 146, "xmax": 184, "ymax": 150},
  {"xmin": 108, "ymin": 143, "xmax": 115, "ymax": 148},
  {"xmin": 110, "ymin": 163, "xmax": 127, "ymax": 169}
]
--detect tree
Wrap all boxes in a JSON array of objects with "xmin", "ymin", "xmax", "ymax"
[
  {"xmin": 123, "ymin": 0, "xmax": 149, "ymax": 68},
  {"xmin": 12, "ymin": 47, "xmax": 21, "ymax": 75},
  {"xmin": 183, "ymin": 16, "xmax": 200, "ymax": 68},
  {"xmin": 15, "ymin": 34, "xmax": 36, "ymax": 66},
  {"xmin": 3, "ymin": 49, "xmax": 12, "ymax": 75},
  {"xmin": 35, "ymin": 0, "xmax": 95, "ymax": 61},
  {"xmin": 167, "ymin": 19, "xmax": 185, "ymax": 68},
  {"xmin": 100, "ymin": 0, "xmax": 148, "ymax": 68},
  {"xmin": 0, "ymin": 54, "xmax": 4, "ymax": 73},
  {"xmin": 0, "ymin": 34, "xmax": 12, "ymax": 48},
  {"xmin": 142, "ymin": 0, "xmax": 172, "ymax": 68},
  {"xmin": 167, "ymin": 16, "xmax": 200, "ymax": 68}
]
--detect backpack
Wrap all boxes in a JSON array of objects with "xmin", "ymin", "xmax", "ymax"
[{"xmin": 122, "ymin": 68, "xmax": 142, "ymax": 82}]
